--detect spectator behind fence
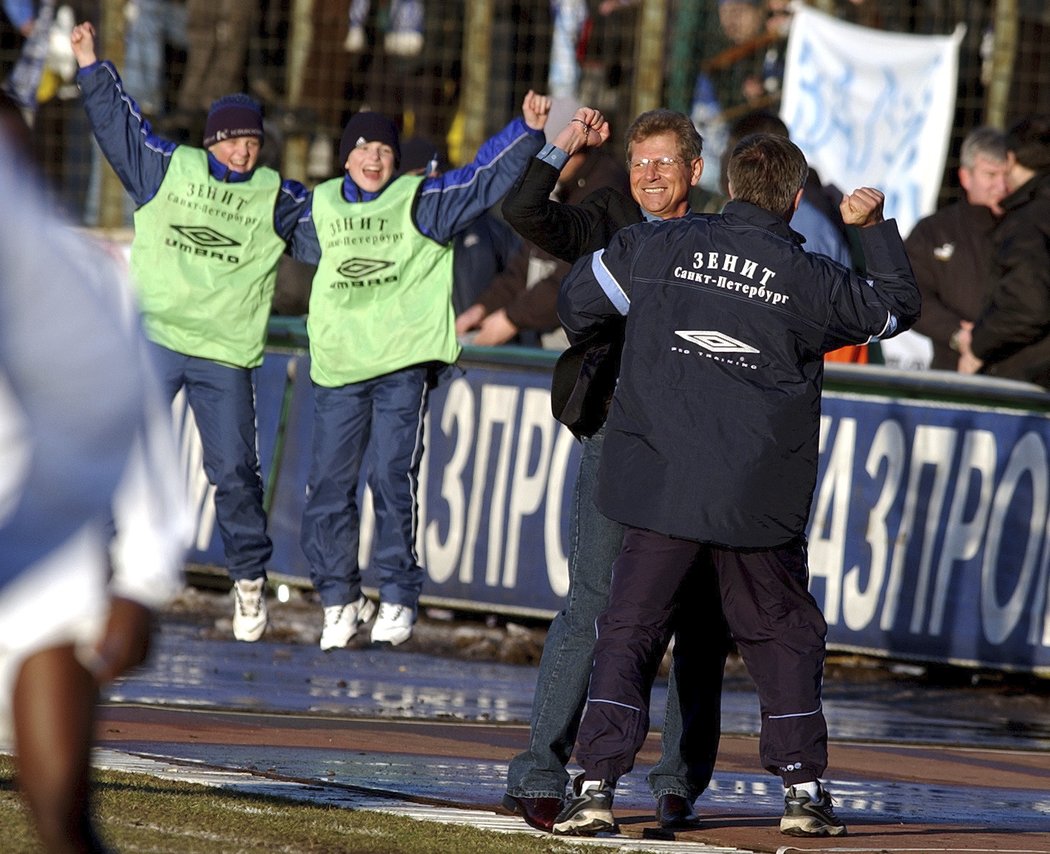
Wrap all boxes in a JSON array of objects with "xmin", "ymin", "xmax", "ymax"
[
  {"xmin": 958, "ymin": 117, "xmax": 1050, "ymax": 385},
  {"xmin": 71, "ymin": 20, "xmax": 310, "ymax": 643},
  {"xmin": 398, "ymin": 135, "xmax": 526, "ymax": 321},
  {"xmin": 499, "ymin": 106, "xmax": 731, "ymax": 835},
  {"xmin": 906, "ymin": 126, "xmax": 1009, "ymax": 371},
  {"xmin": 0, "ymin": 129, "xmax": 187, "ymax": 853},
  {"xmin": 456, "ymin": 99, "xmax": 630, "ymax": 349},
  {"xmin": 122, "ymin": 0, "xmax": 188, "ymax": 117},
  {"xmin": 551, "ymin": 133, "xmax": 920, "ymax": 838},
  {"xmin": 720, "ymin": 109, "xmax": 852, "ymax": 267},
  {"xmin": 169, "ymin": 0, "xmax": 252, "ymax": 139},
  {"xmin": 288, "ymin": 95, "xmax": 548, "ymax": 651},
  {"xmin": 2, "ymin": 0, "xmax": 33, "ymax": 36},
  {"xmin": 455, "ymin": 235, "xmax": 572, "ymax": 348}
]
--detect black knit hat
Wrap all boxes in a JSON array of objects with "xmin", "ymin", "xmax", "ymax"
[
  {"xmin": 203, "ymin": 94, "xmax": 264, "ymax": 148},
  {"xmin": 339, "ymin": 111, "xmax": 401, "ymax": 168}
]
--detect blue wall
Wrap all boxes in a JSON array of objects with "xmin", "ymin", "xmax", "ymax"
[{"xmin": 180, "ymin": 331, "xmax": 1050, "ymax": 675}]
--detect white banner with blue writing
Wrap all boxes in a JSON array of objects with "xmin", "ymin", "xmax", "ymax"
[{"xmin": 780, "ymin": 5, "xmax": 965, "ymax": 237}]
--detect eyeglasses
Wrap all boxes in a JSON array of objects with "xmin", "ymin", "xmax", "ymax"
[{"xmin": 628, "ymin": 156, "xmax": 683, "ymax": 173}]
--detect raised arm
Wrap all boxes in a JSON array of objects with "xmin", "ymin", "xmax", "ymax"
[
  {"xmin": 502, "ymin": 105, "xmax": 634, "ymax": 263},
  {"xmin": 70, "ymin": 19, "xmax": 97, "ymax": 67},
  {"xmin": 72, "ymin": 20, "xmax": 173, "ymax": 206},
  {"xmin": 823, "ymin": 188, "xmax": 921, "ymax": 348},
  {"xmin": 412, "ymin": 91, "xmax": 547, "ymax": 244}
]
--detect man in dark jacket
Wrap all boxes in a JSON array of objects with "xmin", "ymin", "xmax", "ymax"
[
  {"xmin": 500, "ymin": 107, "xmax": 731, "ymax": 833},
  {"xmin": 906, "ymin": 127, "xmax": 1009, "ymax": 370},
  {"xmin": 551, "ymin": 134, "xmax": 920, "ymax": 838},
  {"xmin": 961, "ymin": 117, "xmax": 1050, "ymax": 385}
]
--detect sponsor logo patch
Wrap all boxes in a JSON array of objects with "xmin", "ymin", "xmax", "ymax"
[
  {"xmin": 171, "ymin": 225, "xmax": 241, "ymax": 249},
  {"xmin": 336, "ymin": 258, "xmax": 395, "ymax": 279},
  {"xmin": 675, "ymin": 330, "xmax": 760, "ymax": 354},
  {"xmin": 166, "ymin": 225, "xmax": 241, "ymax": 262}
]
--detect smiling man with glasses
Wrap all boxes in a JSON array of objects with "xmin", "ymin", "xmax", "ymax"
[
  {"xmin": 626, "ymin": 122, "xmax": 703, "ymax": 221},
  {"xmin": 499, "ymin": 107, "xmax": 729, "ymax": 834}
]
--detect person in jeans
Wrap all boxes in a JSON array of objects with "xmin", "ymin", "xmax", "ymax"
[
  {"xmin": 500, "ymin": 106, "xmax": 731, "ymax": 833},
  {"xmin": 552, "ymin": 133, "xmax": 919, "ymax": 838}
]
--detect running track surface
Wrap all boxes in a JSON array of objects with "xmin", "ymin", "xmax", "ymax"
[{"xmin": 85, "ymin": 606, "xmax": 1050, "ymax": 853}]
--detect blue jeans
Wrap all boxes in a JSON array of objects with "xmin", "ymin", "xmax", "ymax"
[
  {"xmin": 148, "ymin": 343, "xmax": 271, "ymax": 581},
  {"xmin": 505, "ymin": 427, "xmax": 724, "ymax": 801},
  {"xmin": 300, "ymin": 368, "xmax": 429, "ymax": 609}
]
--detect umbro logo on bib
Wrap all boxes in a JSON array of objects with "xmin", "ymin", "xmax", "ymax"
[
  {"xmin": 166, "ymin": 225, "xmax": 241, "ymax": 263},
  {"xmin": 337, "ymin": 258, "xmax": 395, "ymax": 278}
]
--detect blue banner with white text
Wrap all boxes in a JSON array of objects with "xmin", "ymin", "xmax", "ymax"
[{"xmin": 184, "ymin": 346, "xmax": 1050, "ymax": 674}]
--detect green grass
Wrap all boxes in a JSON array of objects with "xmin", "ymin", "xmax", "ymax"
[{"xmin": 0, "ymin": 756, "xmax": 592, "ymax": 854}]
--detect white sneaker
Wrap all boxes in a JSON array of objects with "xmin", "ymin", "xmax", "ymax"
[
  {"xmin": 232, "ymin": 578, "xmax": 267, "ymax": 642},
  {"xmin": 320, "ymin": 596, "xmax": 377, "ymax": 651},
  {"xmin": 370, "ymin": 602, "xmax": 415, "ymax": 645}
]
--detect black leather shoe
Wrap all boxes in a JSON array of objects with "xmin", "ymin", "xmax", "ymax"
[
  {"xmin": 502, "ymin": 793, "xmax": 563, "ymax": 832},
  {"xmin": 656, "ymin": 793, "xmax": 702, "ymax": 828}
]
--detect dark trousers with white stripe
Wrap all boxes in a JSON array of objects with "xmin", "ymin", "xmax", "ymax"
[
  {"xmin": 148, "ymin": 342, "xmax": 272, "ymax": 582},
  {"xmin": 301, "ymin": 366, "xmax": 430, "ymax": 609},
  {"xmin": 576, "ymin": 526, "xmax": 829, "ymax": 788}
]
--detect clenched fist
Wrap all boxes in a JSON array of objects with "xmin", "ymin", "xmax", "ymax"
[{"xmin": 839, "ymin": 187, "xmax": 885, "ymax": 228}]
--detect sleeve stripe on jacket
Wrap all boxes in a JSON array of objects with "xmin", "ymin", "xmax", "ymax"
[{"xmin": 592, "ymin": 249, "xmax": 630, "ymax": 316}]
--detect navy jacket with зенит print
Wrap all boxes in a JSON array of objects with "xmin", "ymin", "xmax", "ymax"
[{"xmin": 558, "ymin": 200, "xmax": 920, "ymax": 549}]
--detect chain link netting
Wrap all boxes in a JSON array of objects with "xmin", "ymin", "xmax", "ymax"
[{"xmin": 0, "ymin": 0, "xmax": 1043, "ymax": 225}]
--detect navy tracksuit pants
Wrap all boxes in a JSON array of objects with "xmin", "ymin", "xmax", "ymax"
[
  {"xmin": 148, "ymin": 342, "xmax": 272, "ymax": 581},
  {"xmin": 300, "ymin": 366, "xmax": 429, "ymax": 609},
  {"xmin": 576, "ymin": 526, "xmax": 829, "ymax": 788}
]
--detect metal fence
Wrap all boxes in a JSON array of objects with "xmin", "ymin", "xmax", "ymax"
[{"xmin": 1, "ymin": 0, "xmax": 1045, "ymax": 227}]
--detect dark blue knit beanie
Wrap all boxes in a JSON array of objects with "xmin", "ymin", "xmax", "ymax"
[
  {"xmin": 339, "ymin": 112, "xmax": 401, "ymax": 168},
  {"xmin": 203, "ymin": 94, "xmax": 264, "ymax": 147}
]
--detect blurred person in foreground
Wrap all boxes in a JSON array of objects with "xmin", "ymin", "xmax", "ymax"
[
  {"xmin": 906, "ymin": 126, "xmax": 1009, "ymax": 371},
  {"xmin": 499, "ymin": 106, "xmax": 731, "ymax": 833},
  {"xmin": 959, "ymin": 117, "xmax": 1050, "ymax": 385},
  {"xmin": 288, "ymin": 95, "xmax": 549, "ymax": 650},
  {"xmin": 0, "ymin": 133, "xmax": 187, "ymax": 852},
  {"xmin": 71, "ymin": 21, "xmax": 309, "ymax": 643},
  {"xmin": 551, "ymin": 133, "xmax": 919, "ymax": 838}
]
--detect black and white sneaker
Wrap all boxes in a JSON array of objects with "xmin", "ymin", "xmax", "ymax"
[
  {"xmin": 781, "ymin": 782, "xmax": 847, "ymax": 837},
  {"xmin": 552, "ymin": 779, "xmax": 616, "ymax": 836}
]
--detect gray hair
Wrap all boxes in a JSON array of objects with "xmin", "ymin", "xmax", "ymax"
[{"xmin": 960, "ymin": 126, "xmax": 1008, "ymax": 170}]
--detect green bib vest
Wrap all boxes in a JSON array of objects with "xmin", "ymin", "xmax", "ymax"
[
  {"xmin": 130, "ymin": 147, "xmax": 285, "ymax": 368},
  {"xmin": 307, "ymin": 175, "xmax": 460, "ymax": 387}
]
